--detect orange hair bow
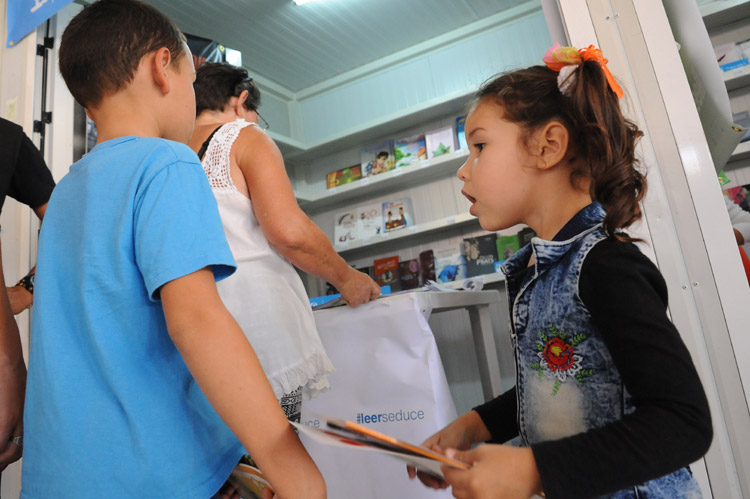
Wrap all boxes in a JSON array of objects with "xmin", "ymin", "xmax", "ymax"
[{"xmin": 543, "ymin": 43, "xmax": 624, "ymax": 99}]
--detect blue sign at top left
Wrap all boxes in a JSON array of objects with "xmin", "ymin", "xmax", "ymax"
[{"xmin": 6, "ymin": 0, "xmax": 75, "ymax": 47}]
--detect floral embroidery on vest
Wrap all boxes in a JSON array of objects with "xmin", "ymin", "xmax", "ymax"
[{"xmin": 529, "ymin": 324, "xmax": 593, "ymax": 395}]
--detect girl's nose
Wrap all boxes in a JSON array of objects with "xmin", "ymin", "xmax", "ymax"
[{"xmin": 457, "ymin": 160, "xmax": 469, "ymax": 180}]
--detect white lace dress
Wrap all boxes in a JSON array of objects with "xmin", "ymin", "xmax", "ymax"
[{"xmin": 201, "ymin": 119, "xmax": 333, "ymax": 400}]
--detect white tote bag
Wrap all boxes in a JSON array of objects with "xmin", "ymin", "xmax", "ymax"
[{"xmin": 300, "ymin": 293, "xmax": 458, "ymax": 499}]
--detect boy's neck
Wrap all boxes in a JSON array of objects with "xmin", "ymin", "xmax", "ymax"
[{"xmin": 90, "ymin": 94, "xmax": 164, "ymax": 144}]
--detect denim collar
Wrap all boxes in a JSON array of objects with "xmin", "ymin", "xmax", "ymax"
[{"xmin": 501, "ymin": 202, "xmax": 605, "ymax": 285}]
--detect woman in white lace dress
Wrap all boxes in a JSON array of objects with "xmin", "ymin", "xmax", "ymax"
[{"xmin": 187, "ymin": 63, "xmax": 380, "ymax": 423}]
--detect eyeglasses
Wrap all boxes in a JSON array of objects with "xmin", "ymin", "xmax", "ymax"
[
  {"xmin": 255, "ymin": 110, "xmax": 270, "ymax": 131},
  {"xmin": 238, "ymin": 76, "xmax": 269, "ymax": 130}
]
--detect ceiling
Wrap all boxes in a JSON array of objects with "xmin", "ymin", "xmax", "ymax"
[{"xmin": 145, "ymin": 0, "xmax": 529, "ymax": 93}]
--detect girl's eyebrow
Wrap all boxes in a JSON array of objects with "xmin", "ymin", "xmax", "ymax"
[{"xmin": 468, "ymin": 127, "xmax": 485, "ymax": 138}]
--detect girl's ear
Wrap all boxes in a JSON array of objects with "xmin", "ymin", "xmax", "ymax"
[
  {"xmin": 152, "ymin": 47, "xmax": 172, "ymax": 95},
  {"xmin": 534, "ymin": 121, "xmax": 569, "ymax": 170}
]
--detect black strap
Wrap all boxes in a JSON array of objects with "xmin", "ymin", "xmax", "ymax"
[{"xmin": 197, "ymin": 125, "xmax": 223, "ymax": 161}]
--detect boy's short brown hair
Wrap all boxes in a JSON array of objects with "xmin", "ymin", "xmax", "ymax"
[{"xmin": 59, "ymin": 0, "xmax": 186, "ymax": 109}]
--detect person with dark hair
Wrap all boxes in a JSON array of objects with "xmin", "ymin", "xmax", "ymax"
[
  {"xmin": 21, "ymin": 1, "xmax": 325, "ymax": 498},
  {"xmin": 409, "ymin": 44, "xmax": 712, "ymax": 498},
  {"xmin": 0, "ymin": 117, "xmax": 55, "ymax": 477},
  {"xmin": 187, "ymin": 62, "xmax": 380, "ymax": 427}
]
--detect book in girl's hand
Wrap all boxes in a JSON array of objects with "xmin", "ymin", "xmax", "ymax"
[
  {"xmin": 361, "ymin": 141, "xmax": 395, "ymax": 177},
  {"xmin": 326, "ymin": 164, "xmax": 362, "ymax": 189},
  {"xmin": 382, "ymin": 198, "xmax": 414, "ymax": 233},
  {"xmin": 398, "ymin": 259, "xmax": 421, "ymax": 290},
  {"xmin": 462, "ymin": 233, "xmax": 498, "ymax": 277},
  {"xmin": 374, "ymin": 256, "xmax": 402, "ymax": 292},
  {"xmin": 228, "ymin": 457, "xmax": 274, "ymax": 499},
  {"xmin": 425, "ymin": 126, "xmax": 456, "ymax": 159},
  {"xmin": 456, "ymin": 115, "xmax": 468, "ymax": 150},
  {"xmin": 394, "ymin": 134, "xmax": 427, "ymax": 168},
  {"xmin": 355, "ymin": 203, "xmax": 383, "ymax": 240},
  {"xmin": 334, "ymin": 210, "xmax": 358, "ymax": 248}
]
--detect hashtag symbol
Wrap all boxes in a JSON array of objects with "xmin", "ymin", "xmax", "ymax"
[{"xmin": 356, "ymin": 413, "xmax": 362, "ymax": 424}]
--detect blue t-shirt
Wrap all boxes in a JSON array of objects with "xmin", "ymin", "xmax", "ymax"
[{"xmin": 22, "ymin": 137, "xmax": 242, "ymax": 498}]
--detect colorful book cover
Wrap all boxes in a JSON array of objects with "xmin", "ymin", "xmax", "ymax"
[
  {"xmin": 434, "ymin": 245, "xmax": 467, "ymax": 283},
  {"xmin": 229, "ymin": 458, "xmax": 274, "ymax": 499},
  {"xmin": 326, "ymin": 164, "xmax": 362, "ymax": 189},
  {"xmin": 394, "ymin": 134, "xmax": 427, "ymax": 168},
  {"xmin": 355, "ymin": 203, "xmax": 383, "ymax": 240},
  {"xmin": 462, "ymin": 233, "xmax": 498, "ymax": 277},
  {"xmin": 361, "ymin": 140, "xmax": 395, "ymax": 177},
  {"xmin": 419, "ymin": 249, "xmax": 436, "ymax": 285},
  {"xmin": 456, "ymin": 115, "xmax": 468, "ymax": 150},
  {"xmin": 373, "ymin": 256, "xmax": 401, "ymax": 292},
  {"xmin": 425, "ymin": 126, "xmax": 456, "ymax": 159},
  {"xmin": 725, "ymin": 184, "xmax": 750, "ymax": 213},
  {"xmin": 398, "ymin": 259, "xmax": 421, "ymax": 290},
  {"xmin": 334, "ymin": 210, "xmax": 358, "ymax": 247},
  {"xmin": 496, "ymin": 234, "xmax": 520, "ymax": 264},
  {"xmin": 382, "ymin": 198, "xmax": 414, "ymax": 233}
]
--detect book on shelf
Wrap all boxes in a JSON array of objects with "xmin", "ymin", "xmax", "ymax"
[
  {"xmin": 462, "ymin": 233, "xmax": 498, "ymax": 277},
  {"xmin": 374, "ymin": 255, "xmax": 402, "ymax": 292},
  {"xmin": 292, "ymin": 416, "xmax": 469, "ymax": 481},
  {"xmin": 456, "ymin": 115, "xmax": 467, "ymax": 150},
  {"xmin": 725, "ymin": 183, "xmax": 750, "ymax": 213},
  {"xmin": 714, "ymin": 42, "xmax": 749, "ymax": 72},
  {"xmin": 517, "ymin": 227, "xmax": 537, "ymax": 247},
  {"xmin": 434, "ymin": 245, "xmax": 467, "ymax": 283},
  {"xmin": 496, "ymin": 234, "xmax": 521, "ymax": 264},
  {"xmin": 425, "ymin": 126, "xmax": 456, "ymax": 159},
  {"xmin": 356, "ymin": 202, "xmax": 384, "ymax": 240},
  {"xmin": 228, "ymin": 457, "xmax": 274, "ymax": 499},
  {"xmin": 394, "ymin": 134, "xmax": 427, "ymax": 168},
  {"xmin": 361, "ymin": 140, "xmax": 396, "ymax": 177},
  {"xmin": 398, "ymin": 259, "xmax": 421, "ymax": 290},
  {"xmin": 382, "ymin": 198, "xmax": 414, "ymax": 233},
  {"xmin": 334, "ymin": 209, "xmax": 358, "ymax": 248},
  {"xmin": 733, "ymin": 110, "xmax": 750, "ymax": 143},
  {"xmin": 419, "ymin": 250, "xmax": 436, "ymax": 285},
  {"xmin": 326, "ymin": 164, "xmax": 362, "ymax": 189}
]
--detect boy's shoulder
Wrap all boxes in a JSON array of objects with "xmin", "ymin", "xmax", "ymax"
[{"xmin": 87, "ymin": 136, "xmax": 201, "ymax": 174}]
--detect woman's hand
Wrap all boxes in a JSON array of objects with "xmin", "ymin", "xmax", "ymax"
[
  {"xmin": 337, "ymin": 268, "xmax": 381, "ymax": 307},
  {"xmin": 441, "ymin": 445, "xmax": 542, "ymax": 499}
]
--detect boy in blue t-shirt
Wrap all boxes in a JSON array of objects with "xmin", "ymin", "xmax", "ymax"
[{"xmin": 21, "ymin": 1, "xmax": 325, "ymax": 498}]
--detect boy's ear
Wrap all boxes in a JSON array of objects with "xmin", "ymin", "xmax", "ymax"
[
  {"xmin": 151, "ymin": 47, "xmax": 173, "ymax": 95},
  {"xmin": 534, "ymin": 121, "xmax": 569, "ymax": 170}
]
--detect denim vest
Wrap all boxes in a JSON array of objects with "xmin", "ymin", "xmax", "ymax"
[{"xmin": 501, "ymin": 203, "xmax": 701, "ymax": 498}]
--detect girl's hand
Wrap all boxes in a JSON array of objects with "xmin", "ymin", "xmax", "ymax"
[
  {"xmin": 441, "ymin": 445, "xmax": 542, "ymax": 499},
  {"xmin": 408, "ymin": 410, "xmax": 490, "ymax": 488}
]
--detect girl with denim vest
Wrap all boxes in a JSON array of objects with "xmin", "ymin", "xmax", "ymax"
[{"xmin": 408, "ymin": 45, "xmax": 712, "ymax": 499}]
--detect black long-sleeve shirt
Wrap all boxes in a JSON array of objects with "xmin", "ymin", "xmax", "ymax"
[{"xmin": 474, "ymin": 239, "xmax": 712, "ymax": 498}]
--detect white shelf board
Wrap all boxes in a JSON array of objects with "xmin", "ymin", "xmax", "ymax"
[
  {"xmin": 728, "ymin": 140, "xmax": 750, "ymax": 164},
  {"xmin": 335, "ymin": 212, "xmax": 478, "ymax": 255},
  {"xmin": 701, "ymin": 0, "xmax": 750, "ymax": 30},
  {"xmin": 724, "ymin": 64, "xmax": 750, "ymax": 91},
  {"xmin": 297, "ymin": 149, "xmax": 469, "ymax": 212}
]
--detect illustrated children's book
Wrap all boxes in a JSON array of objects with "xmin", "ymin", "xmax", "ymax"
[
  {"xmin": 496, "ymin": 234, "xmax": 521, "ymax": 263},
  {"xmin": 462, "ymin": 233, "xmax": 498, "ymax": 277},
  {"xmin": 326, "ymin": 164, "xmax": 362, "ymax": 189},
  {"xmin": 228, "ymin": 457, "xmax": 274, "ymax": 499},
  {"xmin": 434, "ymin": 245, "xmax": 467, "ymax": 283},
  {"xmin": 456, "ymin": 115, "xmax": 468, "ymax": 150},
  {"xmin": 725, "ymin": 183, "xmax": 750, "ymax": 213},
  {"xmin": 334, "ymin": 209, "xmax": 358, "ymax": 248},
  {"xmin": 361, "ymin": 141, "xmax": 395, "ymax": 177},
  {"xmin": 425, "ymin": 126, "xmax": 456, "ymax": 159},
  {"xmin": 419, "ymin": 249, "xmax": 436, "ymax": 285},
  {"xmin": 516, "ymin": 227, "xmax": 537, "ymax": 247},
  {"xmin": 292, "ymin": 417, "xmax": 469, "ymax": 481},
  {"xmin": 355, "ymin": 203, "xmax": 383, "ymax": 240},
  {"xmin": 382, "ymin": 198, "xmax": 414, "ymax": 232},
  {"xmin": 394, "ymin": 134, "xmax": 427, "ymax": 168},
  {"xmin": 398, "ymin": 259, "xmax": 421, "ymax": 290},
  {"xmin": 373, "ymin": 255, "xmax": 401, "ymax": 292}
]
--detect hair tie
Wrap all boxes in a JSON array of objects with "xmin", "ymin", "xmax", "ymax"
[{"xmin": 543, "ymin": 43, "xmax": 624, "ymax": 99}]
